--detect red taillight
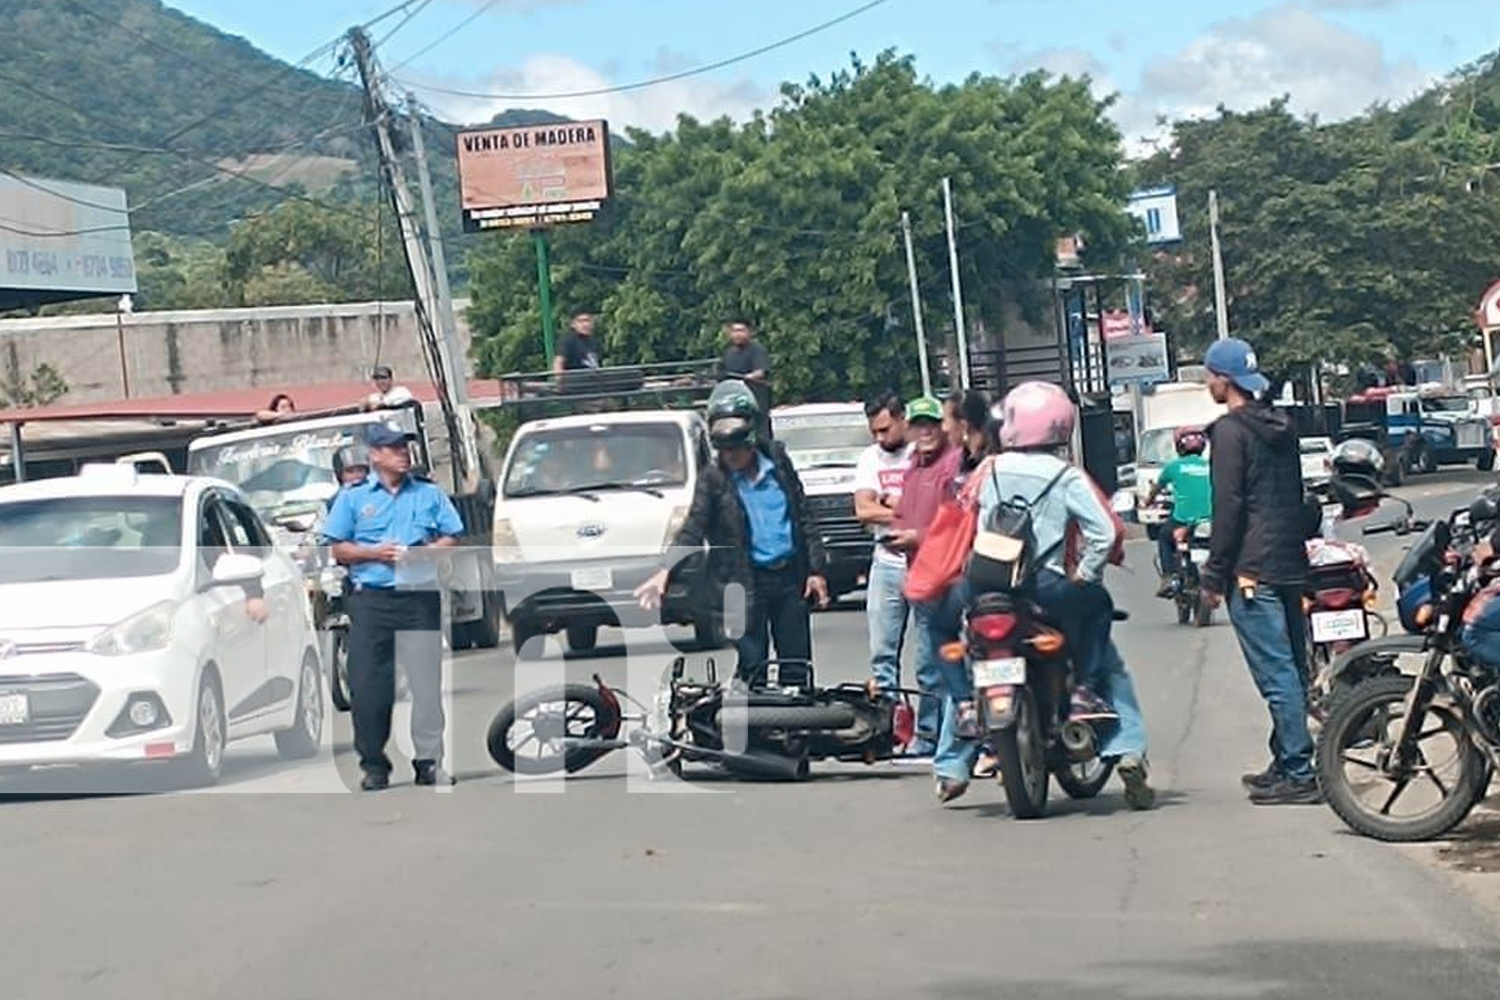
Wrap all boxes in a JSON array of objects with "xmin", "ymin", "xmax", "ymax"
[
  {"xmin": 971, "ymin": 613, "xmax": 1017, "ymax": 642},
  {"xmin": 1316, "ymin": 588, "xmax": 1360, "ymax": 610}
]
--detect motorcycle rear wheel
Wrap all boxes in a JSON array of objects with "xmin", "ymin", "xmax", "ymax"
[
  {"xmin": 992, "ymin": 688, "xmax": 1050, "ymax": 819},
  {"xmin": 1055, "ymin": 756, "xmax": 1116, "ymax": 800},
  {"xmin": 1316, "ymin": 674, "xmax": 1487, "ymax": 842},
  {"xmin": 487, "ymin": 683, "xmax": 617, "ymax": 775}
]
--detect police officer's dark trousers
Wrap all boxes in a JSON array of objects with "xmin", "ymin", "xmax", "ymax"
[
  {"xmin": 347, "ymin": 586, "xmax": 444, "ymax": 777},
  {"xmin": 734, "ymin": 563, "xmax": 812, "ymax": 681}
]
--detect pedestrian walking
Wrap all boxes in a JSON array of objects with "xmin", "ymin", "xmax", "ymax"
[
  {"xmin": 635, "ymin": 380, "xmax": 828, "ymax": 680},
  {"xmin": 324, "ymin": 421, "xmax": 464, "ymax": 791},
  {"xmin": 1199, "ymin": 338, "xmax": 1322, "ymax": 806},
  {"xmin": 853, "ymin": 392, "xmax": 924, "ymax": 738}
]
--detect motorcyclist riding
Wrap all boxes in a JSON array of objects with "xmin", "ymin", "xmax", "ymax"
[
  {"xmin": 1146, "ymin": 426, "xmax": 1212, "ymax": 598},
  {"xmin": 951, "ymin": 381, "xmax": 1155, "ymax": 809},
  {"xmin": 1326, "ymin": 438, "xmax": 1384, "ymax": 517},
  {"xmin": 635, "ymin": 380, "xmax": 828, "ymax": 681}
]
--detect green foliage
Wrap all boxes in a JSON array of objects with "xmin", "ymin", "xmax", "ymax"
[
  {"xmin": 221, "ymin": 200, "xmax": 412, "ymax": 306},
  {"xmin": 466, "ymin": 52, "xmax": 1134, "ymax": 401},
  {"xmin": 1134, "ymin": 82, "xmax": 1500, "ymax": 372}
]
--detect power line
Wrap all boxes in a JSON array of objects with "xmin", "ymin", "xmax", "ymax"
[
  {"xmin": 374, "ymin": 0, "xmax": 435, "ymax": 50},
  {"xmin": 394, "ymin": 0, "xmax": 894, "ymax": 101},
  {"xmin": 386, "ymin": 0, "xmax": 504, "ymax": 73}
]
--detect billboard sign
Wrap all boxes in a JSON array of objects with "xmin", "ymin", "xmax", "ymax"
[
  {"xmin": 0, "ymin": 173, "xmax": 135, "ymax": 302},
  {"xmin": 1107, "ymin": 333, "xmax": 1170, "ymax": 385},
  {"xmin": 1126, "ymin": 185, "xmax": 1181, "ymax": 245},
  {"xmin": 455, "ymin": 119, "xmax": 612, "ymax": 232},
  {"xmin": 1101, "ymin": 309, "xmax": 1153, "ymax": 340}
]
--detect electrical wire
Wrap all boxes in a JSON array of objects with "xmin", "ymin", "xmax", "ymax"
[
  {"xmin": 393, "ymin": 0, "xmax": 894, "ymax": 101},
  {"xmin": 374, "ymin": 0, "xmax": 434, "ymax": 50},
  {"xmin": 385, "ymin": 0, "xmax": 504, "ymax": 74}
]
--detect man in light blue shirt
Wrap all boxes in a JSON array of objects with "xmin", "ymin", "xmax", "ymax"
[{"xmin": 324, "ymin": 421, "xmax": 464, "ymax": 791}]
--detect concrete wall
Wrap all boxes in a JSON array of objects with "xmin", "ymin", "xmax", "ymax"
[{"xmin": 0, "ymin": 299, "xmax": 474, "ymax": 404}]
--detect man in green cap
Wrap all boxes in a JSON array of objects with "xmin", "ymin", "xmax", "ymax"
[{"xmin": 879, "ymin": 395, "xmax": 963, "ymax": 756}]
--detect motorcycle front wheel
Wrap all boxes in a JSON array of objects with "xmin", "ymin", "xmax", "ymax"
[
  {"xmin": 992, "ymin": 688, "xmax": 1050, "ymax": 819},
  {"xmin": 1316, "ymin": 674, "xmax": 1488, "ymax": 842},
  {"xmin": 1054, "ymin": 755, "xmax": 1116, "ymax": 800},
  {"xmin": 487, "ymin": 683, "xmax": 618, "ymax": 775}
]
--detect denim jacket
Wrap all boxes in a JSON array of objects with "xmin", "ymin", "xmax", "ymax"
[{"xmin": 976, "ymin": 451, "xmax": 1117, "ymax": 584}]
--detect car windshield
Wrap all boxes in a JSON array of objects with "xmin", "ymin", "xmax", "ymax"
[
  {"xmin": 1421, "ymin": 396, "xmax": 1472, "ymax": 413},
  {"xmin": 1137, "ymin": 428, "xmax": 1179, "ymax": 466},
  {"xmin": 0, "ymin": 496, "xmax": 183, "ymax": 583},
  {"xmin": 504, "ymin": 423, "xmax": 688, "ymax": 497},
  {"xmin": 773, "ymin": 413, "xmax": 870, "ymax": 470},
  {"xmin": 1300, "ymin": 439, "xmax": 1331, "ymax": 454},
  {"xmin": 188, "ymin": 426, "xmax": 359, "ymax": 517}
]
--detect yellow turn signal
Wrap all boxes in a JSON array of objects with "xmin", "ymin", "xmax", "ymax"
[{"xmin": 940, "ymin": 641, "xmax": 967, "ymax": 663}]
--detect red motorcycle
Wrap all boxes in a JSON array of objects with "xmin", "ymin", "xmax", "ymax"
[{"xmin": 1304, "ymin": 508, "xmax": 1390, "ymax": 719}]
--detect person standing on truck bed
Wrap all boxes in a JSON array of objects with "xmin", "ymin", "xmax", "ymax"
[
  {"xmin": 323, "ymin": 421, "xmax": 464, "ymax": 792},
  {"xmin": 634, "ymin": 380, "xmax": 829, "ymax": 681},
  {"xmin": 554, "ymin": 311, "xmax": 601, "ymax": 374},
  {"xmin": 364, "ymin": 366, "xmax": 414, "ymax": 410},
  {"xmin": 719, "ymin": 320, "xmax": 773, "ymax": 440},
  {"xmin": 854, "ymin": 392, "xmax": 929, "ymax": 748}
]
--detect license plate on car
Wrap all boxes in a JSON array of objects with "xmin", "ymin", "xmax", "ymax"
[
  {"xmin": 0, "ymin": 691, "xmax": 29, "ymax": 726},
  {"xmin": 971, "ymin": 657, "xmax": 1026, "ymax": 688},
  {"xmin": 570, "ymin": 567, "xmax": 613, "ymax": 592},
  {"xmin": 1311, "ymin": 609, "xmax": 1367, "ymax": 644}
]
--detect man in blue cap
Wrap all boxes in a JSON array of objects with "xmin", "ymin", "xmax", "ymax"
[
  {"xmin": 324, "ymin": 420, "xmax": 464, "ymax": 791},
  {"xmin": 1200, "ymin": 338, "xmax": 1319, "ymax": 806}
]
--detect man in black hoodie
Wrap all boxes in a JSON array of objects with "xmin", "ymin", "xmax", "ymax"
[{"xmin": 1200, "ymin": 338, "xmax": 1320, "ymax": 806}]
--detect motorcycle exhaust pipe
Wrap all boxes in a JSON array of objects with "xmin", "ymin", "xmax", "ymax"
[
  {"xmin": 716, "ymin": 750, "xmax": 809, "ymax": 781},
  {"xmin": 1060, "ymin": 720, "xmax": 1096, "ymax": 762}
]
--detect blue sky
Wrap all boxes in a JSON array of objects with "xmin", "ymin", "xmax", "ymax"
[{"xmin": 173, "ymin": 0, "xmax": 1500, "ymax": 146}]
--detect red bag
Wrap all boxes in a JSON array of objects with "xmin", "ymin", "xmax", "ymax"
[{"xmin": 903, "ymin": 500, "xmax": 978, "ymax": 603}]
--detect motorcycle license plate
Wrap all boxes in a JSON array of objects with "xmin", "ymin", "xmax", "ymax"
[
  {"xmin": 972, "ymin": 657, "xmax": 1026, "ymax": 687},
  {"xmin": 1189, "ymin": 548, "xmax": 1211, "ymax": 565},
  {"xmin": 1311, "ymin": 609, "xmax": 1367, "ymax": 644}
]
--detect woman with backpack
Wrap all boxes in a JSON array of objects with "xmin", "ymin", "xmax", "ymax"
[{"xmin": 934, "ymin": 381, "xmax": 1155, "ymax": 809}]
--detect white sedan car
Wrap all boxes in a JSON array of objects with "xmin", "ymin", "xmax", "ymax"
[
  {"xmin": 0, "ymin": 464, "xmax": 323, "ymax": 786},
  {"xmin": 1300, "ymin": 436, "xmax": 1334, "ymax": 485}
]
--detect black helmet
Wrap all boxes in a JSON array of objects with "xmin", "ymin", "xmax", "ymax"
[
  {"xmin": 332, "ymin": 442, "xmax": 370, "ymax": 480},
  {"xmin": 706, "ymin": 379, "xmax": 760, "ymax": 450},
  {"xmin": 1330, "ymin": 438, "xmax": 1384, "ymax": 511}
]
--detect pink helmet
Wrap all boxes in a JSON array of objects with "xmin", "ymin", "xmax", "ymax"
[{"xmin": 998, "ymin": 381, "xmax": 1076, "ymax": 450}]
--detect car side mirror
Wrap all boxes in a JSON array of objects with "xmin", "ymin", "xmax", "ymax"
[
  {"xmin": 273, "ymin": 511, "xmax": 319, "ymax": 533},
  {"xmin": 211, "ymin": 552, "xmax": 263, "ymax": 587}
]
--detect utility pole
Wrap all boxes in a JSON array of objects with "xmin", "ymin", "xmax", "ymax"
[
  {"xmin": 942, "ymin": 176, "xmax": 970, "ymax": 391},
  {"xmin": 1209, "ymin": 189, "xmax": 1230, "ymax": 342},
  {"xmin": 348, "ymin": 27, "xmax": 475, "ymax": 492},
  {"xmin": 900, "ymin": 211, "xmax": 932, "ymax": 396}
]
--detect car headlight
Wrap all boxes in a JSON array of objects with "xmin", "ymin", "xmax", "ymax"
[
  {"xmin": 86, "ymin": 600, "xmax": 178, "ymax": 657},
  {"xmin": 493, "ymin": 517, "xmax": 522, "ymax": 564},
  {"xmin": 662, "ymin": 505, "xmax": 689, "ymax": 548}
]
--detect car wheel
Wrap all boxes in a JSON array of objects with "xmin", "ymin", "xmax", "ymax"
[
  {"xmin": 176, "ymin": 673, "xmax": 226, "ymax": 788},
  {"xmin": 275, "ymin": 652, "xmax": 324, "ymax": 760}
]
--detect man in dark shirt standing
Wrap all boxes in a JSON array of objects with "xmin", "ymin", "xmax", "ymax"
[
  {"xmin": 720, "ymin": 320, "xmax": 773, "ymax": 439},
  {"xmin": 554, "ymin": 311, "xmax": 601, "ymax": 373},
  {"xmin": 1200, "ymin": 338, "xmax": 1320, "ymax": 807}
]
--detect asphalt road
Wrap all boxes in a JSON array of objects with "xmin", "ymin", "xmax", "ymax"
[{"xmin": 4, "ymin": 470, "xmax": 1500, "ymax": 1000}]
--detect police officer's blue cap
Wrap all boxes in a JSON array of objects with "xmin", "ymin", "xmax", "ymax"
[{"xmin": 363, "ymin": 421, "xmax": 413, "ymax": 448}]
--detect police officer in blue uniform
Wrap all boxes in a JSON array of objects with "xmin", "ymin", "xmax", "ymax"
[{"xmin": 324, "ymin": 422, "xmax": 464, "ymax": 791}]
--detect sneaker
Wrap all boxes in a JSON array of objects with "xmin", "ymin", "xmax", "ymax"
[
  {"xmin": 360, "ymin": 771, "xmax": 390, "ymax": 792},
  {"xmin": 414, "ymin": 760, "xmax": 455, "ymax": 787},
  {"xmin": 1071, "ymin": 687, "xmax": 1113, "ymax": 718},
  {"xmin": 1240, "ymin": 765, "xmax": 1281, "ymax": 792},
  {"xmin": 1249, "ymin": 777, "xmax": 1322, "ymax": 806},
  {"xmin": 972, "ymin": 750, "xmax": 1000, "ymax": 779},
  {"xmin": 935, "ymin": 778, "xmax": 969, "ymax": 804},
  {"xmin": 1155, "ymin": 576, "xmax": 1174, "ymax": 599},
  {"xmin": 1118, "ymin": 755, "xmax": 1156, "ymax": 810}
]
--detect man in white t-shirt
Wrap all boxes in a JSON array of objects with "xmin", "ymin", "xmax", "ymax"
[{"xmin": 854, "ymin": 391, "xmax": 936, "ymax": 755}]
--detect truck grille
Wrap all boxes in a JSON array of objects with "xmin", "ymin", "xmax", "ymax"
[{"xmin": 806, "ymin": 495, "xmax": 870, "ymax": 548}]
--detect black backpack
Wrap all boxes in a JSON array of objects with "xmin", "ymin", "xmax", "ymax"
[{"xmin": 965, "ymin": 464, "xmax": 1072, "ymax": 593}]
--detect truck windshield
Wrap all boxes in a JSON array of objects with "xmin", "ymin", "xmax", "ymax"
[
  {"xmin": 188, "ymin": 427, "xmax": 356, "ymax": 516},
  {"xmin": 1137, "ymin": 428, "xmax": 1180, "ymax": 466},
  {"xmin": 1421, "ymin": 396, "xmax": 1472, "ymax": 413},
  {"xmin": 0, "ymin": 496, "xmax": 182, "ymax": 582},
  {"xmin": 773, "ymin": 415, "xmax": 870, "ymax": 470},
  {"xmin": 505, "ymin": 424, "xmax": 687, "ymax": 497}
]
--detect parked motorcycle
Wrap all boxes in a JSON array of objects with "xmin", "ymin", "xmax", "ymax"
[
  {"xmin": 1316, "ymin": 492, "xmax": 1500, "ymax": 841},
  {"xmin": 486, "ymin": 657, "xmax": 913, "ymax": 781}
]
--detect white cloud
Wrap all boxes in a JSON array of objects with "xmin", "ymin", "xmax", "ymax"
[
  {"xmin": 1116, "ymin": 4, "xmax": 1433, "ymax": 148},
  {"xmin": 405, "ymin": 54, "xmax": 770, "ymax": 132}
]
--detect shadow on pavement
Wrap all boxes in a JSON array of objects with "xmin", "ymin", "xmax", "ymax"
[{"xmin": 950, "ymin": 786, "xmax": 1191, "ymax": 820}]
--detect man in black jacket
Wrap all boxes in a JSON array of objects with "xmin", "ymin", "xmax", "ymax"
[
  {"xmin": 635, "ymin": 381, "xmax": 829, "ymax": 680},
  {"xmin": 1200, "ymin": 338, "xmax": 1320, "ymax": 806}
]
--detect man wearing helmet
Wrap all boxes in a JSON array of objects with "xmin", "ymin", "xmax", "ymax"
[
  {"xmin": 936, "ymin": 381, "xmax": 1154, "ymax": 809},
  {"xmin": 635, "ymin": 380, "xmax": 828, "ymax": 679},
  {"xmin": 1145, "ymin": 426, "xmax": 1213, "ymax": 597},
  {"xmin": 329, "ymin": 442, "xmax": 371, "ymax": 509}
]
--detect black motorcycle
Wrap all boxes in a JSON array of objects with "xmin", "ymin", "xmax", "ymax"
[
  {"xmin": 487, "ymin": 657, "xmax": 914, "ymax": 781},
  {"xmin": 1165, "ymin": 520, "xmax": 1215, "ymax": 628},
  {"xmin": 1316, "ymin": 491, "xmax": 1500, "ymax": 841}
]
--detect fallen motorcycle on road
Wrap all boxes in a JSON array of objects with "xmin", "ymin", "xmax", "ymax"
[{"xmin": 486, "ymin": 657, "xmax": 918, "ymax": 781}]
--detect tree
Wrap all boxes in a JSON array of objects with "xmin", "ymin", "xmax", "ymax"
[
  {"xmin": 465, "ymin": 52, "xmax": 1135, "ymax": 402},
  {"xmin": 221, "ymin": 199, "xmax": 412, "ymax": 307}
]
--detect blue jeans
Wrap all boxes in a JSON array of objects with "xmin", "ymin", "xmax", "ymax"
[
  {"xmin": 923, "ymin": 581, "xmax": 976, "ymax": 783},
  {"xmin": 1227, "ymin": 584, "xmax": 1315, "ymax": 783},
  {"xmin": 865, "ymin": 558, "xmax": 939, "ymax": 744}
]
